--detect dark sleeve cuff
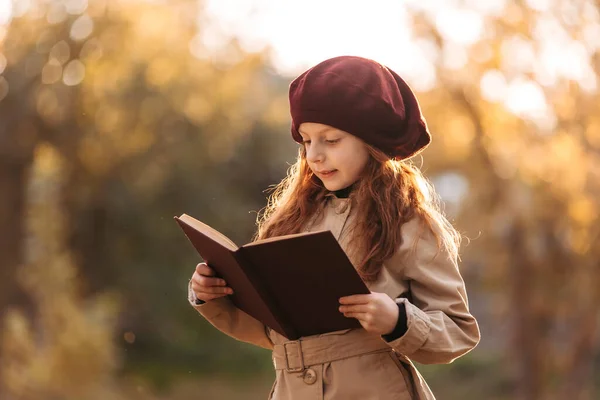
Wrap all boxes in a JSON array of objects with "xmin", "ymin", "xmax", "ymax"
[{"xmin": 382, "ymin": 302, "xmax": 408, "ymax": 342}]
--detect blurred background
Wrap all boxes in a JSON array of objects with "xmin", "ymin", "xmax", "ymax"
[{"xmin": 0, "ymin": 0, "xmax": 599, "ymax": 399}]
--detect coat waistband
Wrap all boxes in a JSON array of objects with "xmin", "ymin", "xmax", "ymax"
[{"xmin": 272, "ymin": 330, "xmax": 391, "ymax": 372}]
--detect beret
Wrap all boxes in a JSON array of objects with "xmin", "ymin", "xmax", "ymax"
[{"xmin": 289, "ymin": 56, "xmax": 431, "ymax": 160}]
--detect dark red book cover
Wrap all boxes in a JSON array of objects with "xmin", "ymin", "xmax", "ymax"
[{"xmin": 175, "ymin": 213, "xmax": 370, "ymax": 340}]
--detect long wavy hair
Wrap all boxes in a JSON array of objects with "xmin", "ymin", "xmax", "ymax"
[{"xmin": 254, "ymin": 144, "xmax": 461, "ymax": 282}]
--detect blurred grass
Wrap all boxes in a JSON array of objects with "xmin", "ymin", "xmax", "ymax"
[
  {"xmin": 120, "ymin": 374, "xmax": 275, "ymax": 400},
  {"xmin": 123, "ymin": 353, "xmax": 513, "ymax": 399},
  {"xmin": 419, "ymin": 354, "xmax": 513, "ymax": 399}
]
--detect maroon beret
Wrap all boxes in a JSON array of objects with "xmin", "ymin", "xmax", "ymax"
[{"xmin": 289, "ymin": 56, "xmax": 431, "ymax": 160}]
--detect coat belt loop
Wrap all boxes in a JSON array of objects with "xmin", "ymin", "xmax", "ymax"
[{"xmin": 283, "ymin": 340, "xmax": 305, "ymax": 373}]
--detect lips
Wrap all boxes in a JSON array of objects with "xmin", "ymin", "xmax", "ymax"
[{"xmin": 315, "ymin": 169, "xmax": 337, "ymax": 178}]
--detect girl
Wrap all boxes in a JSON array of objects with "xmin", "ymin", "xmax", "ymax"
[{"xmin": 189, "ymin": 56, "xmax": 480, "ymax": 400}]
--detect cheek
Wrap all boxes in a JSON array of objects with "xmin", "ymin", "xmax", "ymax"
[
  {"xmin": 330, "ymin": 145, "xmax": 369, "ymax": 177},
  {"xmin": 348, "ymin": 153, "xmax": 369, "ymax": 178},
  {"xmin": 350, "ymin": 163, "xmax": 366, "ymax": 179},
  {"xmin": 341, "ymin": 155, "xmax": 365, "ymax": 178}
]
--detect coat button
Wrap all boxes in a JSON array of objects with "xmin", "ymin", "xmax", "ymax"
[{"xmin": 303, "ymin": 368, "xmax": 317, "ymax": 385}]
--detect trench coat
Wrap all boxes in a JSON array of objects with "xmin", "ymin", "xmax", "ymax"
[{"xmin": 188, "ymin": 195, "xmax": 480, "ymax": 399}]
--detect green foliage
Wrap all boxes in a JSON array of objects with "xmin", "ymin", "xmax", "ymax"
[{"xmin": 0, "ymin": 144, "xmax": 124, "ymax": 399}]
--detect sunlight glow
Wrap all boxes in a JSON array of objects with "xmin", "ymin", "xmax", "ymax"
[
  {"xmin": 64, "ymin": 0, "xmax": 88, "ymax": 15},
  {"xmin": 505, "ymin": 79, "xmax": 546, "ymax": 115},
  {"xmin": 500, "ymin": 35, "xmax": 536, "ymax": 75},
  {"xmin": 504, "ymin": 77, "xmax": 556, "ymax": 131},
  {"xmin": 41, "ymin": 59, "xmax": 62, "ymax": 84},
  {"xmin": 463, "ymin": 0, "xmax": 508, "ymax": 16},
  {"xmin": 0, "ymin": 0, "xmax": 11, "ymax": 25},
  {"xmin": 200, "ymin": 0, "xmax": 597, "ymax": 122},
  {"xmin": 480, "ymin": 70, "xmax": 508, "ymax": 103},
  {"xmin": 47, "ymin": 2, "xmax": 69, "ymax": 24},
  {"xmin": 431, "ymin": 172, "xmax": 470, "ymax": 217},
  {"xmin": 11, "ymin": 0, "xmax": 31, "ymax": 18},
  {"xmin": 1, "ymin": 0, "xmax": 595, "ymax": 128},
  {"xmin": 532, "ymin": 15, "xmax": 597, "ymax": 91},
  {"xmin": 582, "ymin": 23, "xmax": 600, "ymax": 51},
  {"xmin": 0, "ymin": 52, "xmax": 6, "ymax": 74},
  {"xmin": 201, "ymin": 0, "xmax": 423, "ymax": 83},
  {"xmin": 70, "ymin": 14, "xmax": 94, "ymax": 42},
  {"xmin": 524, "ymin": 0, "xmax": 551, "ymax": 12},
  {"xmin": 442, "ymin": 42, "xmax": 469, "ymax": 70},
  {"xmin": 435, "ymin": 9, "xmax": 484, "ymax": 45},
  {"xmin": 63, "ymin": 59, "xmax": 85, "ymax": 86}
]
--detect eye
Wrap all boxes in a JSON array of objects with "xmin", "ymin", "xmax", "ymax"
[{"xmin": 325, "ymin": 139, "xmax": 340, "ymax": 144}]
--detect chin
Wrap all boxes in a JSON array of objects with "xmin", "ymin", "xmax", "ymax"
[{"xmin": 323, "ymin": 182, "xmax": 344, "ymax": 191}]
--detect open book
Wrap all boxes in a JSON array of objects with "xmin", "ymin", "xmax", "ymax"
[{"xmin": 174, "ymin": 213, "xmax": 370, "ymax": 340}]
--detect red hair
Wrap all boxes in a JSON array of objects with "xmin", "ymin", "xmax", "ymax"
[{"xmin": 254, "ymin": 145, "xmax": 460, "ymax": 282}]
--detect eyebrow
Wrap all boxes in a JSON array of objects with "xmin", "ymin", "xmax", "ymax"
[{"xmin": 298, "ymin": 126, "xmax": 336, "ymax": 136}]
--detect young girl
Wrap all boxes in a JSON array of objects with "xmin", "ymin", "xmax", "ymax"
[{"xmin": 189, "ymin": 56, "xmax": 480, "ymax": 399}]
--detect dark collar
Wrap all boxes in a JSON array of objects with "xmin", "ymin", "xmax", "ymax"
[{"xmin": 333, "ymin": 184, "xmax": 353, "ymax": 199}]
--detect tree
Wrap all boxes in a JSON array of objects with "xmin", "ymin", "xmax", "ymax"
[{"xmin": 406, "ymin": 1, "xmax": 600, "ymax": 398}]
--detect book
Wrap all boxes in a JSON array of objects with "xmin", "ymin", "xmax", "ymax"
[{"xmin": 174, "ymin": 213, "xmax": 370, "ymax": 340}]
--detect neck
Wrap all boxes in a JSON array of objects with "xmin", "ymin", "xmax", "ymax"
[{"xmin": 333, "ymin": 184, "xmax": 353, "ymax": 199}]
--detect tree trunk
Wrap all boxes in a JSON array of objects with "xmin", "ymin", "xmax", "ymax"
[
  {"xmin": 0, "ymin": 158, "xmax": 33, "ymax": 338},
  {"xmin": 508, "ymin": 219, "xmax": 542, "ymax": 400}
]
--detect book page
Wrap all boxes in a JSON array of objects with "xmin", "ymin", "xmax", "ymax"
[
  {"xmin": 243, "ymin": 230, "xmax": 326, "ymax": 247},
  {"xmin": 177, "ymin": 214, "xmax": 238, "ymax": 252}
]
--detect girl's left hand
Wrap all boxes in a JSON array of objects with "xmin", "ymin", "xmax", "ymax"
[{"xmin": 339, "ymin": 292, "xmax": 399, "ymax": 335}]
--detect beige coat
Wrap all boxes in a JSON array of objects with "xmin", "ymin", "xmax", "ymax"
[{"xmin": 188, "ymin": 196, "xmax": 480, "ymax": 399}]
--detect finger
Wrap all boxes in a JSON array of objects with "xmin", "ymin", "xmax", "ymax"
[
  {"xmin": 339, "ymin": 294, "xmax": 372, "ymax": 305},
  {"xmin": 196, "ymin": 263, "xmax": 216, "ymax": 277},
  {"xmin": 191, "ymin": 283, "xmax": 233, "ymax": 295},
  {"xmin": 195, "ymin": 292, "xmax": 228, "ymax": 302},
  {"xmin": 192, "ymin": 273, "xmax": 226, "ymax": 287},
  {"xmin": 339, "ymin": 304, "xmax": 371, "ymax": 313},
  {"xmin": 342, "ymin": 312, "xmax": 370, "ymax": 321}
]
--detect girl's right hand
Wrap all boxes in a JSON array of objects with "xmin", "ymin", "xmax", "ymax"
[{"xmin": 191, "ymin": 262, "xmax": 234, "ymax": 302}]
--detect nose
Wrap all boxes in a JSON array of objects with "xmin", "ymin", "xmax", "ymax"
[{"xmin": 305, "ymin": 142, "xmax": 324, "ymax": 163}]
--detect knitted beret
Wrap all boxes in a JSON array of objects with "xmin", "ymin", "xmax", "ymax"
[{"xmin": 289, "ymin": 56, "xmax": 431, "ymax": 160}]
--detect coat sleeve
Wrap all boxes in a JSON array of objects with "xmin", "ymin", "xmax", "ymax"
[
  {"xmin": 383, "ymin": 217, "xmax": 480, "ymax": 364},
  {"xmin": 187, "ymin": 281, "xmax": 274, "ymax": 350}
]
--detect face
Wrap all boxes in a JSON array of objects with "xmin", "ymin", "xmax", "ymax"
[{"xmin": 298, "ymin": 122, "xmax": 370, "ymax": 191}]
